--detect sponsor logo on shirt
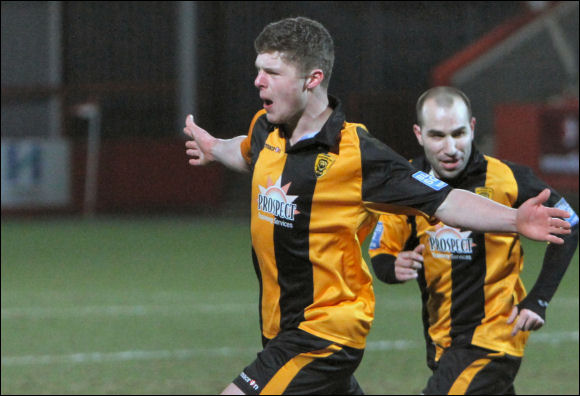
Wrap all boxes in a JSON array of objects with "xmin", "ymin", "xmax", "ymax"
[
  {"xmin": 412, "ymin": 171, "xmax": 448, "ymax": 191},
  {"xmin": 555, "ymin": 197, "xmax": 579, "ymax": 226},
  {"xmin": 426, "ymin": 225, "xmax": 475, "ymax": 260},
  {"xmin": 257, "ymin": 176, "xmax": 300, "ymax": 228}
]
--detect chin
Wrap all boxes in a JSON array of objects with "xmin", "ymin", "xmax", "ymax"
[
  {"xmin": 265, "ymin": 112, "xmax": 282, "ymax": 123},
  {"xmin": 440, "ymin": 169, "xmax": 463, "ymax": 180}
]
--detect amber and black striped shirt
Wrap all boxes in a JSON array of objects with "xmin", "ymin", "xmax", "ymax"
[
  {"xmin": 239, "ymin": 96, "xmax": 452, "ymax": 349},
  {"xmin": 369, "ymin": 148, "xmax": 578, "ymax": 364}
]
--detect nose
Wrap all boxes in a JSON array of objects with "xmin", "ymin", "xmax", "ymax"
[
  {"xmin": 442, "ymin": 136, "xmax": 457, "ymax": 156},
  {"xmin": 254, "ymin": 70, "xmax": 266, "ymax": 89}
]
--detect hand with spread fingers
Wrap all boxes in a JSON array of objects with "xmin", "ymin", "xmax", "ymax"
[{"xmin": 516, "ymin": 188, "xmax": 572, "ymax": 244}]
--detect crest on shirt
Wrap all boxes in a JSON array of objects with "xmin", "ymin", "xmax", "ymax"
[
  {"xmin": 475, "ymin": 187, "xmax": 493, "ymax": 199},
  {"xmin": 314, "ymin": 153, "xmax": 336, "ymax": 178}
]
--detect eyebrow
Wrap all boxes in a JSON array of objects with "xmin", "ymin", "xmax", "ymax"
[
  {"xmin": 256, "ymin": 65, "xmax": 280, "ymax": 76},
  {"xmin": 425, "ymin": 126, "xmax": 467, "ymax": 135}
]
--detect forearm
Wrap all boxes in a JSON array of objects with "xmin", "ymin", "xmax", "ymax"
[
  {"xmin": 212, "ymin": 136, "xmax": 250, "ymax": 173},
  {"xmin": 370, "ymin": 254, "xmax": 403, "ymax": 284},
  {"xmin": 434, "ymin": 189, "xmax": 517, "ymax": 232},
  {"xmin": 523, "ymin": 225, "xmax": 579, "ymax": 313}
]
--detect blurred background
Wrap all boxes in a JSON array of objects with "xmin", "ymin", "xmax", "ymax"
[
  {"xmin": 2, "ymin": 1, "xmax": 578, "ymax": 218},
  {"xmin": 1, "ymin": 2, "xmax": 578, "ymax": 394}
]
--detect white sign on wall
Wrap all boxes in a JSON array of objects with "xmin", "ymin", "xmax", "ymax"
[{"xmin": 1, "ymin": 138, "xmax": 71, "ymax": 208}]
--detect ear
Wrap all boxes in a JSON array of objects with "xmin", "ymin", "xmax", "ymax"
[
  {"xmin": 305, "ymin": 69, "xmax": 324, "ymax": 89},
  {"xmin": 470, "ymin": 117, "xmax": 476, "ymax": 138},
  {"xmin": 413, "ymin": 124, "xmax": 424, "ymax": 146}
]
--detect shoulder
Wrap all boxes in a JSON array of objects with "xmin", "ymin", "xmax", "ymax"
[
  {"xmin": 248, "ymin": 110, "xmax": 273, "ymax": 137},
  {"xmin": 484, "ymin": 155, "xmax": 562, "ymax": 207},
  {"xmin": 350, "ymin": 123, "xmax": 407, "ymax": 162},
  {"xmin": 341, "ymin": 121, "xmax": 370, "ymax": 143},
  {"xmin": 482, "ymin": 155, "xmax": 523, "ymax": 183},
  {"xmin": 486, "ymin": 155, "xmax": 531, "ymax": 175}
]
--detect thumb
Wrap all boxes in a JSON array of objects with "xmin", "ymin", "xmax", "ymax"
[
  {"xmin": 530, "ymin": 188, "xmax": 550, "ymax": 206},
  {"xmin": 507, "ymin": 306, "xmax": 518, "ymax": 325},
  {"xmin": 184, "ymin": 115, "xmax": 197, "ymax": 139},
  {"xmin": 414, "ymin": 244, "xmax": 425, "ymax": 254}
]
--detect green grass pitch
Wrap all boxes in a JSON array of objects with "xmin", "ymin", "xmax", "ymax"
[{"xmin": 1, "ymin": 217, "xmax": 578, "ymax": 394}]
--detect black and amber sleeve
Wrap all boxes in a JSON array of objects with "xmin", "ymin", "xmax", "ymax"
[
  {"xmin": 240, "ymin": 109, "xmax": 271, "ymax": 166},
  {"xmin": 508, "ymin": 161, "xmax": 579, "ymax": 319},
  {"xmin": 357, "ymin": 127, "xmax": 452, "ymax": 220},
  {"xmin": 368, "ymin": 214, "xmax": 414, "ymax": 284}
]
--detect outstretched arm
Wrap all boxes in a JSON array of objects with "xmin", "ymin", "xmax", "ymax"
[
  {"xmin": 183, "ymin": 115, "xmax": 249, "ymax": 173},
  {"xmin": 435, "ymin": 188, "xmax": 571, "ymax": 244}
]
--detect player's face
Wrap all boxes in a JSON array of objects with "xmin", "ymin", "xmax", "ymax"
[
  {"xmin": 413, "ymin": 98, "xmax": 475, "ymax": 180},
  {"xmin": 254, "ymin": 51, "xmax": 309, "ymax": 126}
]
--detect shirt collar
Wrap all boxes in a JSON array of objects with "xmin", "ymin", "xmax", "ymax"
[
  {"xmin": 415, "ymin": 144, "xmax": 485, "ymax": 187},
  {"xmin": 285, "ymin": 95, "xmax": 345, "ymax": 153}
]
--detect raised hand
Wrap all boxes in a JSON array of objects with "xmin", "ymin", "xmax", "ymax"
[
  {"xmin": 516, "ymin": 189, "xmax": 571, "ymax": 244},
  {"xmin": 184, "ymin": 114, "xmax": 217, "ymax": 166}
]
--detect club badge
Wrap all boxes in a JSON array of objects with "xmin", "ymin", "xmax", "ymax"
[
  {"xmin": 314, "ymin": 153, "xmax": 336, "ymax": 178},
  {"xmin": 475, "ymin": 187, "xmax": 493, "ymax": 199}
]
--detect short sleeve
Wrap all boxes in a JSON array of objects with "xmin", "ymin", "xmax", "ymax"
[
  {"xmin": 358, "ymin": 128, "xmax": 452, "ymax": 219},
  {"xmin": 368, "ymin": 214, "xmax": 412, "ymax": 258},
  {"xmin": 240, "ymin": 110, "xmax": 268, "ymax": 165}
]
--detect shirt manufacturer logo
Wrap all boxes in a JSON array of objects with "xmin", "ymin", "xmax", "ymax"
[
  {"xmin": 426, "ymin": 225, "xmax": 475, "ymax": 260},
  {"xmin": 257, "ymin": 176, "xmax": 300, "ymax": 228},
  {"xmin": 537, "ymin": 299, "xmax": 549, "ymax": 308},
  {"xmin": 239, "ymin": 371, "xmax": 260, "ymax": 391},
  {"xmin": 314, "ymin": 153, "xmax": 336, "ymax": 178},
  {"xmin": 264, "ymin": 143, "xmax": 281, "ymax": 153}
]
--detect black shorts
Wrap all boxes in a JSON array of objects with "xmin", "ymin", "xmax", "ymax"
[
  {"xmin": 232, "ymin": 328, "xmax": 365, "ymax": 395},
  {"xmin": 423, "ymin": 345, "xmax": 522, "ymax": 395}
]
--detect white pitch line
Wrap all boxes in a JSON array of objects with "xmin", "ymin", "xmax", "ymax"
[
  {"xmin": 0, "ymin": 303, "xmax": 256, "ymax": 319},
  {"xmin": 2, "ymin": 297, "xmax": 577, "ymax": 320},
  {"xmin": 0, "ymin": 346, "xmax": 257, "ymax": 367},
  {"xmin": 1, "ymin": 331, "xmax": 577, "ymax": 367}
]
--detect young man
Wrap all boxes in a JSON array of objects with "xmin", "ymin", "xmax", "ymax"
[
  {"xmin": 183, "ymin": 18, "xmax": 571, "ymax": 395},
  {"xmin": 369, "ymin": 86, "xmax": 579, "ymax": 395}
]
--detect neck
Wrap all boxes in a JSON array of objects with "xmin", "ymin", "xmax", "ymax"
[{"xmin": 285, "ymin": 91, "xmax": 331, "ymax": 145}]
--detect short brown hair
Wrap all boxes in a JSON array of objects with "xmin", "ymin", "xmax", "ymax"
[
  {"xmin": 254, "ymin": 17, "xmax": 334, "ymax": 88},
  {"xmin": 416, "ymin": 86, "xmax": 472, "ymax": 126}
]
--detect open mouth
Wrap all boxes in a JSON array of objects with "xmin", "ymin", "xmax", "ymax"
[
  {"xmin": 441, "ymin": 159, "xmax": 460, "ymax": 170},
  {"xmin": 263, "ymin": 99, "xmax": 273, "ymax": 111}
]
